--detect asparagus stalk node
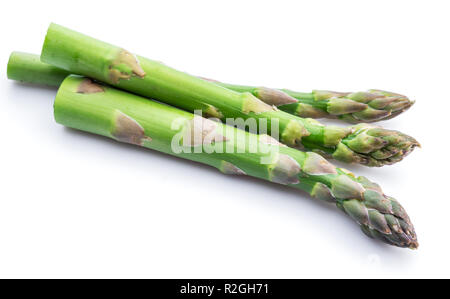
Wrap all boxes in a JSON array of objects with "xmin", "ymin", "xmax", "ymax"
[
  {"xmin": 53, "ymin": 74, "xmax": 418, "ymax": 249},
  {"xmin": 204, "ymin": 79, "xmax": 414, "ymax": 123},
  {"xmin": 40, "ymin": 24, "xmax": 419, "ymax": 167}
]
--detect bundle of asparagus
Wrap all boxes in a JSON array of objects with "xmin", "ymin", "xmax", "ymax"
[{"xmin": 6, "ymin": 23, "xmax": 420, "ymax": 249}]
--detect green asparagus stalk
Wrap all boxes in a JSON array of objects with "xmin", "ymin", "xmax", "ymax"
[
  {"xmin": 201, "ymin": 79, "xmax": 414, "ymax": 123},
  {"xmin": 7, "ymin": 52, "xmax": 413, "ymax": 124},
  {"xmin": 7, "ymin": 51, "xmax": 70, "ymax": 87},
  {"xmin": 37, "ymin": 24, "xmax": 417, "ymax": 167},
  {"xmin": 53, "ymin": 74, "xmax": 418, "ymax": 249}
]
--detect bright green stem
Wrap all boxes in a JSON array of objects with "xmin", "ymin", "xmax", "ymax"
[
  {"xmin": 7, "ymin": 52, "xmax": 70, "ymax": 87},
  {"xmin": 54, "ymin": 75, "xmax": 418, "ymax": 249},
  {"xmin": 40, "ymin": 25, "xmax": 411, "ymax": 167}
]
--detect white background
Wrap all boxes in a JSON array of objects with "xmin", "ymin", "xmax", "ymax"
[{"xmin": 1, "ymin": 0, "xmax": 449, "ymax": 278}]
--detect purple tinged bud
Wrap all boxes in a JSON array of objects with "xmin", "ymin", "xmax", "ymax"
[
  {"xmin": 331, "ymin": 175, "xmax": 365, "ymax": 200},
  {"xmin": 311, "ymin": 183, "xmax": 336, "ymax": 203},
  {"xmin": 255, "ymin": 87, "xmax": 299, "ymax": 106},
  {"xmin": 302, "ymin": 152, "xmax": 337, "ymax": 175},
  {"xmin": 368, "ymin": 209, "xmax": 391, "ymax": 234},
  {"xmin": 363, "ymin": 190, "xmax": 393, "ymax": 214},
  {"xmin": 269, "ymin": 154, "xmax": 301, "ymax": 185},
  {"xmin": 327, "ymin": 98, "xmax": 368, "ymax": 115},
  {"xmin": 342, "ymin": 199, "xmax": 369, "ymax": 225},
  {"xmin": 351, "ymin": 107, "xmax": 391, "ymax": 122}
]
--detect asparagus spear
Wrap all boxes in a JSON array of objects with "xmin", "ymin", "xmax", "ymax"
[
  {"xmin": 8, "ymin": 52, "xmax": 413, "ymax": 123},
  {"xmin": 8, "ymin": 52, "xmax": 413, "ymax": 124},
  {"xmin": 201, "ymin": 79, "xmax": 414, "ymax": 123},
  {"xmin": 38, "ymin": 24, "xmax": 417, "ymax": 167},
  {"xmin": 7, "ymin": 51, "xmax": 69, "ymax": 87},
  {"xmin": 53, "ymin": 74, "xmax": 418, "ymax": 249}
]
